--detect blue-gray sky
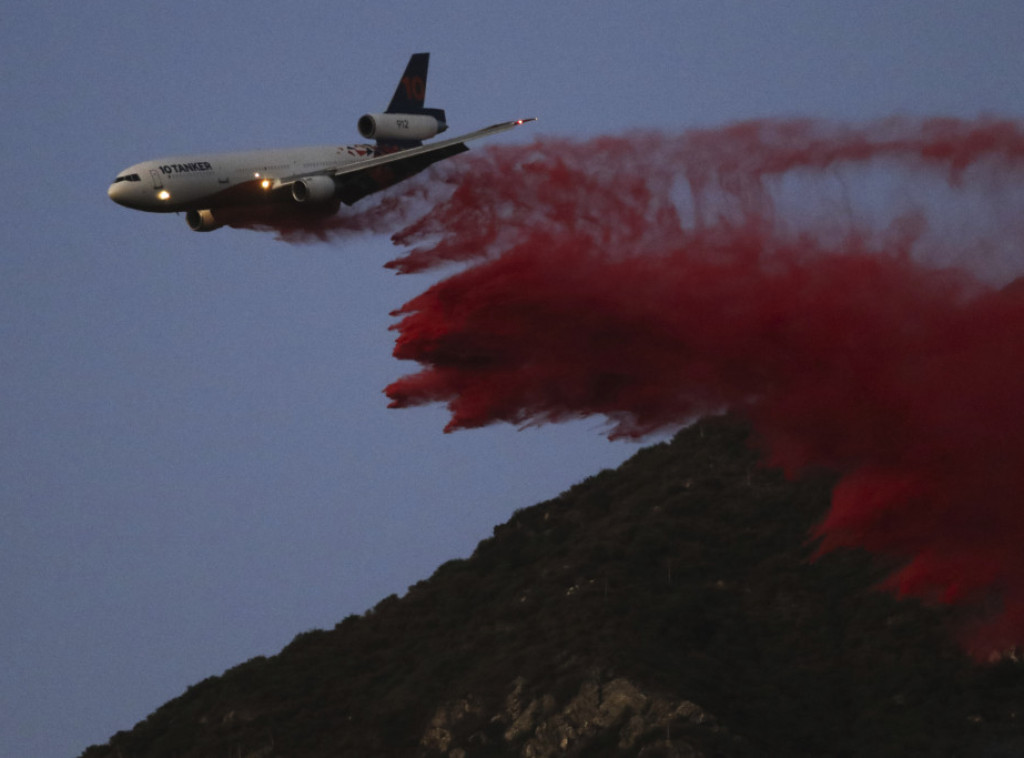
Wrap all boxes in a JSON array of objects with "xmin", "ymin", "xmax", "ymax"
[{"xmin": 3, "ymin": 3, "xmax": 1024, "ymax": 756}]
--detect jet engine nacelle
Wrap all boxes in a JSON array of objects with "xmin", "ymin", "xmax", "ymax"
[
  {"xmin": 357, "ymin": 113, "xmax": 446, "ymax": 141},
  {"xmin": 186, "ymin": 209, "xmax": 221, "ymax": 232},
  {"xmin": 291, "ymin": 175, "xmax": 336, "ymax": 203}
]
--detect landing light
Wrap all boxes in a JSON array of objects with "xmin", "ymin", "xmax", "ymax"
[
  {"xmin": 261, "ymin": 179, "xmax": 271, "ymax": 190},
  {"xmin": 157, "ymin": 190, "xmax": 171, "ymax": 201}
]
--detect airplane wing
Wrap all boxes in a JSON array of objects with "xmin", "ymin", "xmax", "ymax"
[
  {"xmin": 334, "ymin": 118, "xmax": 536, "ymax": 178},
  {"xmin": 273, "ymin": 118, "xmax": 536, "ymax": 206}
]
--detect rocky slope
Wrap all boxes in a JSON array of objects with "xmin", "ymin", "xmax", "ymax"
[{"xmin": 80, "ymin": 415, "xmax": 1024, "ymax": 757}]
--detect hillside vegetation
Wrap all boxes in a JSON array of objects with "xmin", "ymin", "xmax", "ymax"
[{"xmin": 81, "ymin": 415, "xmax": 1024, "ymax": 757}]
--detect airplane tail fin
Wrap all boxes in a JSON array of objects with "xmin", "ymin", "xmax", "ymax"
[
  {"xmin": 386, "ymin": 53, "xmax": 429, "ymax": 114},
  {"xmin": 378, "ymin": 53, "xmax": 447, "ymax": 149}
]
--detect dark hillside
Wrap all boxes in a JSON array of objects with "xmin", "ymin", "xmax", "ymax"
[{"xmin": 81, "ymin": 415, "xmax": 1024, "ymax": 757}]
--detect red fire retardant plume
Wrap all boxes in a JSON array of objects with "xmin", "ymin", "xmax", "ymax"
[{"xmin": 377, "ymin": 118, "xmax": 1024, "ymax": 656}]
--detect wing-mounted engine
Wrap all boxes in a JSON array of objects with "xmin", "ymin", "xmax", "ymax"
[
  {"xmin": 291, "ymin": 175, "xmax": 337, "ymax": 203},
  {"xmin": 186, "ymin": 209, "xmax": 221, "ymax": 232},
  {"xmin": 357, "ymin": 112, "xmax": 448, "ymax": 142}
]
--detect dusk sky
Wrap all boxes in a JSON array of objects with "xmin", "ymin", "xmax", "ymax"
[{"xmin": 4, "ymin": 4, "xmax": 1024, "ymax": 757}]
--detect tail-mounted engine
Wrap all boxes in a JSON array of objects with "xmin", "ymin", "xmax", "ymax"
[{"xmin": 357, "ymin": 112, "xmax": 448, "ymax": 142}]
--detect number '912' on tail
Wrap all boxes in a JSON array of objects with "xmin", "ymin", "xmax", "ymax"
[{"xmin": 367, "ymin": 51, "xmax": 449, "ymax": 148}]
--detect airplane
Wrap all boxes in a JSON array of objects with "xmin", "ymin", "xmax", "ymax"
[{"xmin": 108, "ymin": 53, "xmax": 535, "ymax": 231}]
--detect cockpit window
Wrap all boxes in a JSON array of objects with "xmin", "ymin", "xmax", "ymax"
[{"xmin": 112, "ymin": 173, "xmax": 141, "ymax": 183}]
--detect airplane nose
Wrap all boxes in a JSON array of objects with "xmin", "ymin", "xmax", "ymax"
[
  {"xmin": 108, "ymin": 179, "xmax": 137, "ymax": 208},
  {"xmin": 108, "ymin": 181, "xmax": 128, "ymax": 205}
]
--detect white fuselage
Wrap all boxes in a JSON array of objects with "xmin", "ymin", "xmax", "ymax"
[
  {"xmin": 108, "ymin": 53, "xmax": 535, "ymax": 231},
  {"xmin": 107, "ymin": 118, "xmax": 533, "ymax": 231},
  {"xmin": 107, "ymin": 144, "xmax": 376, "ymax": 213}
]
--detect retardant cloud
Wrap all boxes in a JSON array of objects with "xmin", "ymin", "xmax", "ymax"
[{"xmin": 274, "ymin": 118, "xmax": 1024, "ymax": 655}]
